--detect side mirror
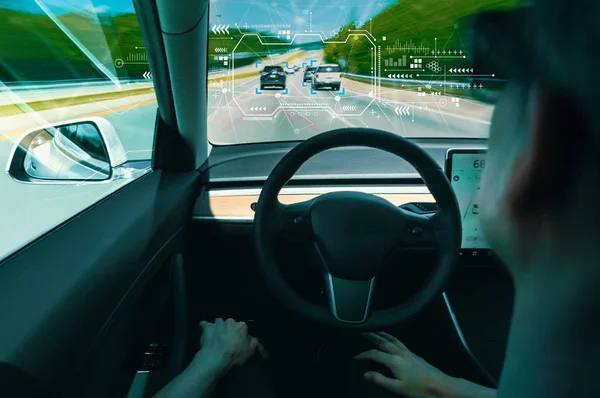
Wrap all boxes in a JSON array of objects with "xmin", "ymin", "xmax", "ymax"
[{"xmin": 6, "ymin": 117, "xmax": 146, "ymax": 183}]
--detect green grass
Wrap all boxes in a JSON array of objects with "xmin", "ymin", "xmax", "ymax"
[
  {"xmin": 0, "ymin": 9, "xmax": 292, "ymax": 82},
  {"xmin": 324, "ymin": 0, "xmax": 523, "ymax": 76},
  {"xmin": 0, "ymin": 9, "xmax": 103, "ymax": 81},
  {"xmin": 0, "ymin": 10, "xmax": 156, "ymax": 81}
]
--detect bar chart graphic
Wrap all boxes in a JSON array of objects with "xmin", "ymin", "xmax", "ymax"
[
  {"xmin": 385, "ymin": 39, "xmax": 430, "ymax": 54},
  {"xmin": 126, "ymin": 53, "xmax": 148, "ymax": 62},
  {"xmin": 384, "ymin": 55, "xmax": 408, "ymax": 67}
]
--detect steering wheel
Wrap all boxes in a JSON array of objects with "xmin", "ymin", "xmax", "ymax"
[{"xmin": 254, "ymin": 128, "xmax": 461, "ymax": 330}]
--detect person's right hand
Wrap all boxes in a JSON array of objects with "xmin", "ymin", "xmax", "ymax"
[{"xmin": 355, "ymin": 332, "xmax": 458, "ymax": 398}]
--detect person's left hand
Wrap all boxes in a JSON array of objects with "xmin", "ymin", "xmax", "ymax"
[
  {"xmin": 154, "ymin": 319, "xmax": 259, "ymax": 398},
  {"xmin": 197, "ymin": 318, "xmax": 259, "ymax": 370}
]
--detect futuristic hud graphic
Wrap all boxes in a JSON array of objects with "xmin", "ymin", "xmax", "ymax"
[{"xmin": 206, "ymin": 0, "xmax": 508, "ymax": 144}]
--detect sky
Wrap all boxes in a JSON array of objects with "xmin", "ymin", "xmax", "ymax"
[
  {"xmin": 2, "ymin": 0, "xmax": 398, "ymax": 35},
  {"xmin": 1, "ymin": 0, "xmax": 136, "ymax": 15},
  {"xmin": 209, "ymin": 0, "xmax": 397, "ymax": 36}
]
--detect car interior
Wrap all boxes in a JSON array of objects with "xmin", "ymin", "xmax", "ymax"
[{"xmin": 0, "ymin": 0, "xmax": 514, "ymax": 397}]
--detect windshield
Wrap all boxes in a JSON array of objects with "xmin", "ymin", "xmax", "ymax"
[
  {"xmin": 264, "ymin": 66, "xmax": 283, "ymax": 72},
  {"xmin": 60, "ymin": 123, "xmax": 109, "ymax": 162},
  {"xmin": 318, "ymin": 66, "xmax": 341, "ymax": 73},
  {"xmin": 207, "ymin": 0, "xmax": 521, "ymax": 145}
]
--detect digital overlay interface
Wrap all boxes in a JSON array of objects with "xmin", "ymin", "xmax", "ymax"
[
  {"xmin": 205, "ymin": 0, "xmax": 511, "ymax": 145},
  {"xmin": 447, "ymin": 150, "xmax": 490, "ymax": 250}
]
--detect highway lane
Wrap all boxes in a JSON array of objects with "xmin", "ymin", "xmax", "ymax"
[{"xmin": 208, "ymin": 58, "xmax": 492, "ymax": 145}]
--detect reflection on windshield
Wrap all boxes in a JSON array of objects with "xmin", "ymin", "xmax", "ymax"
[{"xmin": 208, "ymin": 0, "xmax": 520, "ymax": 145}]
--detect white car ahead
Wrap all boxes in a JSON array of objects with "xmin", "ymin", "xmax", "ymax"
[{"xmin": 311, "ymin": 64, "xmax": 342, "ymax": 91}]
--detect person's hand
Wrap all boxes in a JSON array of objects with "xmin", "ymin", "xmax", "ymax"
[
  {"xmin": 197, "ymin": 318, "xmax": 259, "ymax": 370},
  {"xmin": 355, "ymin": 332, "xmax": 457, "ymax": 398},
  {"xmin": 154, "ymin": 319, "xmax": 259, "ymax": 398}
]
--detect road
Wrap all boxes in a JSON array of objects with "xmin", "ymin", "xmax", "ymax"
[
  {"xmin": 0, "ymin": 49, "xmax": 494, "ymax": 261},
  {"xmin": 208, "ymin": 50, "xmax": 492, "ymax": 144}
]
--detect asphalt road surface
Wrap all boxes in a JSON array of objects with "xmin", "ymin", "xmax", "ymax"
[{"xmin": 208, "ymin": 52, "xmax": 492, "ymax": 145}]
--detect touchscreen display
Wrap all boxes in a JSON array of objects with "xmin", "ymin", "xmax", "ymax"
[{"xmin": 448, "ymin": 151, "xmax": 490, "ymax": 249}]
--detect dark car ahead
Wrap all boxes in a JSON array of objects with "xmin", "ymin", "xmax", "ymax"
[
  {"xmin": 303, "ymin": 66, "xmax": 316, "ymax": 82},
  {"xmin": 260, "ymin": 65, "xmax": 286, "ymax": 90}
]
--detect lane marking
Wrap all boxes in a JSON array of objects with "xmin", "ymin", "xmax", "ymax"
[
  {"xmin": 0, "ymin": 98, "xmax": 157, "ymax": 142},
  {"xmin": 344, "ymin": 80, "xmax": 492, "ymax": 124}
]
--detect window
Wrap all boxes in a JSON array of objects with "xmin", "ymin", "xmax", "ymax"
[
  {"xmin": 264, "ymin": 66, "xmax": 284, "ymax": 72},
  {"xmin": 207, "ymin": 0, "xmax": 523, "ymax": 145},
  {"xmin": 318, "ymin": 66, "xmax": 341, "ymax": 73},
  {"xmin": 0, "ymin": 0, "xmax": 156, "ymax": 261},
  {"xmin": 59, "ymin": 126, "xmax": 80, "ymax": 145},
  {"xmin": 68, "ymin": 123, "xmax": 110, "ymax": 163}
]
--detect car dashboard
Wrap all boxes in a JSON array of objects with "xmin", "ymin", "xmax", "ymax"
[
  {"xmin": 187, "ymin": 138, "xmax": 512, "ymax": 382},
  {"xmin": 194, "ymin": 138, "xmax": 494, "ymax": 265}
]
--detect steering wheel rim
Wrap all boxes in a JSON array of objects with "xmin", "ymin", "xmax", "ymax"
[{"xmin": 254, "ymin": 128, "xmax": 461, "ymax": 330}]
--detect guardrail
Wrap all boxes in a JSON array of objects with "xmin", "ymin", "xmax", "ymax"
[
  {"xmin": 343, "ymin": 72, "xmax": 503, "ymax": 103},
  {"xmin": 0, "ymin": 78, "xmax": 155, "ymax": 107},
  {"xmin": 0, "ymin": 78, "xmax": 151, "ymax": 91},
  {"xmin": 344, "ymin": 72, "xmax": 505, "ymax": 87},
  {"xmin": 2, "ymin": 73, "xmax": 228, "ymax": 91}
]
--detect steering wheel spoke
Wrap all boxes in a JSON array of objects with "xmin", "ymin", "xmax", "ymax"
[
  {"xmin": 276, "ymin": 199, "xmax": 315, "ymax": 242},
  {"xmin": 324, "ymin": 273, "xmax": 375, "ymax": 324}
]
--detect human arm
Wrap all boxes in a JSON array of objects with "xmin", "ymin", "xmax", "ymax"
[
  {"xmin": 154, "ymin": 318, "xmax": 258, "ymax": 398},
  {"xmin": 445, "ymin": 378, "xmax": 497, "ymax": 398},
  {"xmin": 355, "ymin": 332, "xmax": 496, "ymax": 398},
  {"xmin": 153, "ymin": 350, "xmax": 230, "ymax": 398}
]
